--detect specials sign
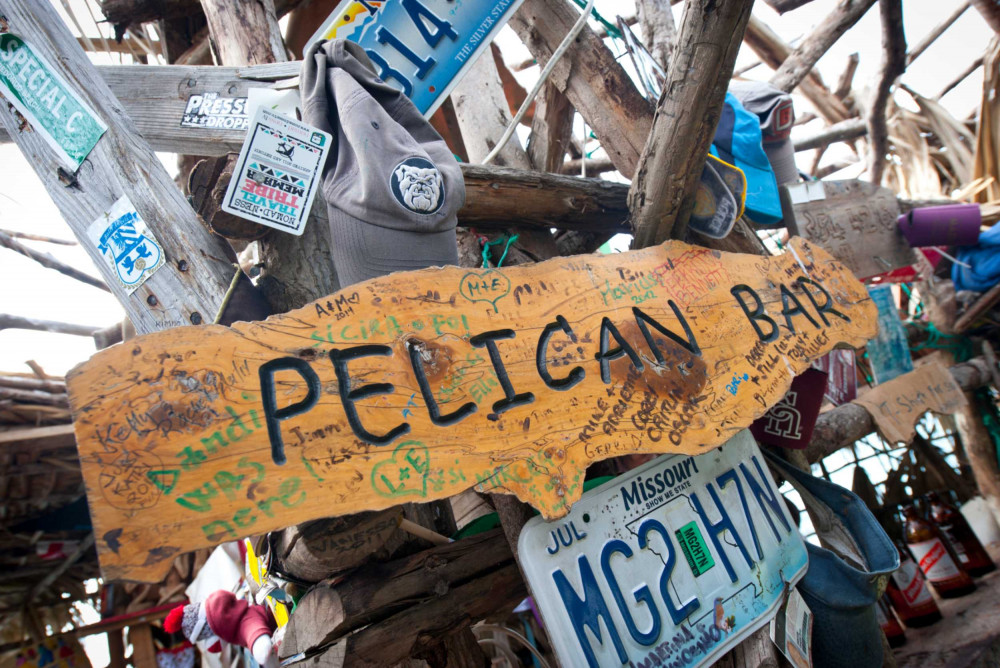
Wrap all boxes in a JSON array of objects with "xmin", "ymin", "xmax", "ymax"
[{"xmin": 67, "ymin": 238, "xmax": 876, "ymax": 582}]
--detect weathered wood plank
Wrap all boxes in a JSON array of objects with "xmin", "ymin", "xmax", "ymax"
[
  {"xmin": 67, "ymin": 237, "xmax": 876, "ymax": 582},
  {"xmin": 0, "ymin": 3, "xmax": 246, "ymax": 335}
]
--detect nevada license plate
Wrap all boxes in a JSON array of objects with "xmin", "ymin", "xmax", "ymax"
[
  {"xmin": 518, "ymin": 430, "xmax": 808, "ymax": 668},
  {"xmin": 308, "ymin": 0, "xmax": 527, "ymax": 117}
]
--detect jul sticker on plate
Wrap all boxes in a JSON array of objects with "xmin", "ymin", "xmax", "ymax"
[
  {"xmin": 517, "ymin": 430, "xmax": 808, "ymax": 668},
  {"xmin": 221, "ymin": 106, "xmax": 331, "ymax": 236}
]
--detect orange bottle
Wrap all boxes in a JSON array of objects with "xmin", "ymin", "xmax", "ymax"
[
  {"xmin": 886, "ymin": 541, "xmax": 942, "ymax": 627},
  {"xmin": 876, "ymin": 595, "xmax": 906, "ymax": 648},
  {"xmin": 903, "ymin": 504, "xmax": 976, "ymax": 598},
  {"xmin": 926, "ymin": 491, "xmax": 997, "ymax": 577}
]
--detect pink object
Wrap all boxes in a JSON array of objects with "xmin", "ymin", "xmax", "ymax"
[{"xmin": 897, "ymin": 204, "xmax": 981, "ymax": 247}]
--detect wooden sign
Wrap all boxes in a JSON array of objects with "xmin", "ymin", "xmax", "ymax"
[
  {"xmin": 67, "ymin": 238, "xmax": 876, "ymax": 582},
  {"xmin": 784, "ymin": 180, "xmax": 916, "ymax": 280},
  {"xmin": 853, "ymin": 361, "xmax": 967, "ymax": 444}
]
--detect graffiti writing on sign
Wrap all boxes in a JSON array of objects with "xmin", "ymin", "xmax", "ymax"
[{"xmin": 67, "ymin": 237, "xmax": 876, "ymax": 582}]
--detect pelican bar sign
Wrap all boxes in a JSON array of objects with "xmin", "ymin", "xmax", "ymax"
[{"xmin": 67, "ymin": 238, "xmax": 877, "ymax": 582}]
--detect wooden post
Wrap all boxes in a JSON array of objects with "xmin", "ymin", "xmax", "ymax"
[
  {"xmin": 0, "ymin": 1, "xmax": 254, "ymax": 335},
  {"xmin": 629, "ymin": 0, "xmax": 753, "ymax": 246},
  {"xmin": 127, "ymin": 623, "xmax": 156, "ymax": 668},
  {"xmin": 635, "ymin": 0, "xmax": 677, "ymax": 71},
  {"xmin": 867, "ymin": 0, "xmax": 906, "ymax": 185},
  {"xmin": 509, "ymin": 0, "xmax": 653, "ymax": 178}
]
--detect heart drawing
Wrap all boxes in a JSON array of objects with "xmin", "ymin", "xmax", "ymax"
[{"xmin": 371, "ymin": 440, "xmax": 431, "ymax": 499}]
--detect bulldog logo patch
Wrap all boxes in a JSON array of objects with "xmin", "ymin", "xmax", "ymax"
[{"xmin": 390, "ymin": 157, "xmax": 444, "ymax": 214}]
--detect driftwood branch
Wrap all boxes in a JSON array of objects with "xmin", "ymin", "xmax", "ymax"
[
  {"xmin": 834, "ymin": 52, "xmax": 860, "ymax": 100},
  {"xmin": 744, "ymin": 15, "xmax": 853, "ymax": 123},
  {"xmin": 794, "ymin": 117, "xmax": 868, "ymax": 151},
  {"xmin": 972, "ymin": 0, "xmax": 1000, "ymax": 34},
  {"xmin": 629, "ymin": 0, "xmax": 753, "ymax": 247},
  {"xmin": 0, "ymin": 314, "xmax": 100, "ymax": 338},
  {"xmin": 763, "ymin": 0, "xmax": 821, "ymax": 14},
  {"xmin": 769, "ymin": 0, "xmax": 877, "ymax": 93},
  {"xmin": 0, "ymin": 230, "xmax": 108, "ymax": 292},
  {"xmin": 805, "ymin": 356, "xmax": 995, "ymax": 463},
  {"xmin": 937, "ymin": 56, "xmax": 985, "ymax": 100},
  {"xmin": 0, "ymin": 229, "xmax": 76, "ymax": 245},
  {"xmin": 907, "ymin": 2, "xmax": 970, "ymax": 65},
  {"xmin": 867, "ymin": 0, "xmax": 907, "ymax": 184}
]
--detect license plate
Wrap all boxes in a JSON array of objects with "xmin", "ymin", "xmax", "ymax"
[
  {"xmin": 308, "ymin": 0, "xmax": 527, "ymax": 117},
  {"xmin": 517, "ymin": 430, "xmax": 808, "ymax": 668}
]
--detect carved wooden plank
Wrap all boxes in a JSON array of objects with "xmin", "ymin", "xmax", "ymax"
[
  {"xmin": 67, "ymin": 238, "xmax": 876, "ymax": 582},
  {"xmin": 785, "ymin": 180, "xmax": 916, "ymax": 279}
]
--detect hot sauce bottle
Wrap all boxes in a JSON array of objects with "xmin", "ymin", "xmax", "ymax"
[
  {"xmin": 886, "ymin": 540, "xmax": 942, "ymax": 627},
  {"xmin": 876, "ymin": 595, "xmax": 906, "ymax": 648},
  {"xmin": 926, "ymin": 491, "xmax": 997, "ymax": 577},
  {"xmin": 903, "ymin": 504, "xmax": 976, "ymax": 598}
]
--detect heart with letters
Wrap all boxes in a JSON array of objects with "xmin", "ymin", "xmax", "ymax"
[
  {"xmin": 371, "ymin": 440, "xmax": 431, "ymax": 499},
  {"xmin": 458, "ymin": 269, "xmax": 512, "ymax": 312}
]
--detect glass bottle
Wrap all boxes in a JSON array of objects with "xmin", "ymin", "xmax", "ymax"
[
  {"xmin": 903, "ymin": 504, "xmax": 975, "ymax": 598},
  {"xmin": 876, "ymin": 595, "xmax": 906, "ymax": 648},
  {"xmin": 926, "ymin": 491, "xmax": 997, "ymax": 577},
  {"xmin": 886, "ymin": 540, "xmax": 942, "ymax": 627}
]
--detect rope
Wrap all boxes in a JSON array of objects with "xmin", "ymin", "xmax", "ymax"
[
  {"xmin": 481, "ymin": 0, "xmax": 597, "ymax": 165},
  {"xmin": 481, "ymin": 234, "xmax": 520, "ymax": 268}
]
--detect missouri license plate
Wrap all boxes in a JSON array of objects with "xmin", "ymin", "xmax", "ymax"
[
  {"xmin": 308, "ymin": 0, "xmax": 527, "ymax": 117},
  {"xmin": 518, "ymin": 430, "xmax": 808, "ymax": 668}
]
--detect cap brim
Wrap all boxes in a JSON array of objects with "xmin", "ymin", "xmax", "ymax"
[
  {"xmin": 690, "ymin": 161, "xmax": 739, "ymax": 239},
  {"xmin": 764, "ymin": 140, "xmax": 799, "ymax": 186},
  {"xmin": 328, "ymin": 206, "xmax": 459, "ymax": 288}
]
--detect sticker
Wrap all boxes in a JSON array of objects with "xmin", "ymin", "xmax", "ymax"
[
  {"xmin": 180, "ymin": 92, "xmax": 248, "ymax": 130},
  {"xmin": 221, "ymin": 106, "xmax": 331, "ymax": 236},
  {"xmin": 769, "ymin": 587, "xmax": 812, "ymax": 668},
  {"xmin": 246, "ymin": 88, "xmax": 301, "ymax": 120},
  {"xmin": 675, "ymin": 520, "xmax": 715, "ymax": 576},
  {"xmin": 86, "ymin": 196, "xmax": 165, "ymax": 294},
  {"xmin": 0, "ymin": 34, "xmax": 107, "ymax": 170}
]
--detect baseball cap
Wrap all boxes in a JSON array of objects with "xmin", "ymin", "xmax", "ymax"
[
  {"xmin": 689, "ymin": 155, "xmax": 745, "ymax": 239},
  {"xmin": 711, "ymin": 91, "xmax": 783, "ymax": 225},
  {"xmin": 301, "ymin": 39, "xmax": 463, "ymax": 287},
  {"xmin": 730, "ymin": 80, "xmax": 799, "ymax": 186}
]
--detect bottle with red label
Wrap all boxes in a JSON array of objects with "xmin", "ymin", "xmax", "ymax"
[
  {"xmin": 926, "ymin": 491, "xmax": 997, "ymax": 577},
  {"xmin": 886, "ymin": 541, "xmax": 942, "ymax": 627},
  {"xmin": 876, "ymin": 595, "xmax": 906, "ymax": 648},
  {"xmin": 903, "ymin": 504, "xmax": 976, "ymax": 598}
]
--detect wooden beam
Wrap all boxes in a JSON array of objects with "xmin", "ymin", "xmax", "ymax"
[
  {"xmin": 0, "ymin": 2, "xmax": 251, "ymax": 335},
  {"xmin": 525, "ymin": 84, "xmax": 574, "ymax": 174},
  {"xmin": 629, "ymin": 0, "xmax": 753, "ymax": 246},
  {"xmin": 763, "ymin": 0, "xmax": 821, "ymax": 14},
  {"xmin": 867, "ymin": 0, "xmax": 907, "ymax": 184},
  {"xmin": 937, "ymin": 56, "xmax": 985, "ymax": 100},
  {"xmin": 794, "ymin": 117, "xmax": 868, "ymax": 151},
  {"xmin": 769, "ymin": 0, "xmax": 877, "ymax": 94},
  {"xmin": 743, "ymin": 15, "xmax": 853, "ymax": 123},
  {"xmin": 0, "ymin": 424, "xmax": 76, "ymax": 451},
  {"xmin": 509, "ymin": 0, "xmax": 653, "ymax": 178},
  {"xmin": 804, "ymin": 356, "xmax": 995, "ymax": 463}
]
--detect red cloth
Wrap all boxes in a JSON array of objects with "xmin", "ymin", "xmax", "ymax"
[{"xmin": 204, "ymin": 590, "xmax": 275, "ymax": 651}]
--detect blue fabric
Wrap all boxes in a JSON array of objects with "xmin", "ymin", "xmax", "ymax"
[
  {"xmin": 711, "ymin": 92, "xmax": 782, "ymax": 225},
  {"xmin": 767, "ymin": 453, "xmax": 899, "ymax": 668},
  {"xmin": 953, "ymin": 223, "xmax": 1000, "ymax": 292}
]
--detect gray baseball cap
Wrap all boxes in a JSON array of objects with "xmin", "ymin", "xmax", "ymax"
[
  {"xmin": 730, "ymin": 80, "xmax": 799, "ymax": 186},
  {"xmin": 301, "ymin": 39, "xmax": 463, "ymax": 287}
]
